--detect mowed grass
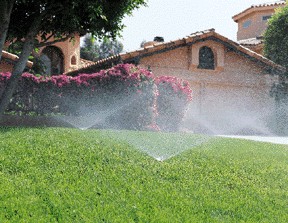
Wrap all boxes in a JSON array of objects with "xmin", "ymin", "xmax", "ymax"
[{"xmin": 0, "ymin": 127, "xmax": 287, "ymax": 222}]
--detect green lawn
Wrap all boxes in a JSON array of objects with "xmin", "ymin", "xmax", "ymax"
[{"xmin": 0, "ymin": 127, "xmax": 287, "ymax": 222}]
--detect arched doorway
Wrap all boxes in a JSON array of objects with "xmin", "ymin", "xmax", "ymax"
[{"xmin": 40, "ymin": 46, "xmax": 64, "ymax": 75}]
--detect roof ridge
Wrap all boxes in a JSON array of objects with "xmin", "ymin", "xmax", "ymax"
[
  {"xmin": 189, "ymin": 28, "xmax": 215, "ymax": 36},
  {"xmin": 251, "ymin": 0, "xmax": 285, "ymax": 7},
  {"xmin": 67, "ymin": 29, "xmax": 285, "ymax": 76}
]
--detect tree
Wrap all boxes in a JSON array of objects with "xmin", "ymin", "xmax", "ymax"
[
  {"xmin": 80, "ymin": 35, "xmax": 100, "ymax": 62},
  {"xmin": 99, "ymin": 38, "xmax": 124, "ymax": 59},
  {"xmin": 264, "ymin": 1, "xmax": 288, "ymax": 135},
  {"xmin": 0, "ymin": 0, "xmax": 147, "ymax": 118},
  {"xmin": 0, "ymin": 0, "xmax": 15, "ymax": 61},
  {"xmin": 264, "ymin": 1, "xmax": 288, "ymax": 73},
  {"xmin": 80, "ymin": 35, "xmax": 123, "ymax": 62},
  {"xmin": 6, "ymin": 41, "xmax": 46, "ymax": 75}
]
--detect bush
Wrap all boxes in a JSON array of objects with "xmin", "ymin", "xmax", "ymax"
[
  {"xmin": 155, "ymin": 76, "xmax": 192, "ymax": 132},
  {"xmin": 0, "ymin": 64, "xmax": 192, "ymax": 131},
  {"xmin": 264, "ymin": 4, "xmax": 288, "ymax": 71}
]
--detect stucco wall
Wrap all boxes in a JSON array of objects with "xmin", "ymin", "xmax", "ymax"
[
  {"xmin": 38, "ymin": 34, "xmax": 81, "ymax": 73},
  {"xmin": 236, "ymin": 4, "xmax": 285, "ymax": 41},
  {"xmin": 236, "ymin": 9, "xmax": 273, "ymax": 40},
  {"xmin": 139, "ymin": 41, "xmax": 277, "ymax": 134},
  {"xmin": 0, "ymin": 61, "xmax": 14, "ymax": 72}
]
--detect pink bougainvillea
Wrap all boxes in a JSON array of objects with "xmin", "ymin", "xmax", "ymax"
[
  {"xmin": 0, "ymin": 72, "xmax": 11, "ymax": 83},
  {"xmin": 155, "ymin": 76, "xmax": 192, "ymax": 102},
  {"xmin": 155, "ymin": 76, "xmax": 192, "ymax": 131},
  {"xmin": 0, "ymin": 64, "xmax": 192, "ymax": 131}
]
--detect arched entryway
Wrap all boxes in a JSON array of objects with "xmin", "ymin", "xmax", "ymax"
[{"xmin": 40, "ymin": 46, "xmax": 64, "ymax": 75}]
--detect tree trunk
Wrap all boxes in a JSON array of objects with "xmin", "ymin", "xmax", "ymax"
[
  {"xmin": 0, "ymin": 0, "xmax": 15, "ymax": 61},
  {"xmin": 0, "ymin": 16, "xmax": 40, "ymax": 120},
  {"xmin": 0, "ymin": 38, "xmax": 35, "ymax": 118}
]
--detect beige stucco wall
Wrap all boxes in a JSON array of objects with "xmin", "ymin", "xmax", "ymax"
[
  {"xmin": 237, "ymin": 9, "xmax": 273, "ymax": 40},
  {"xmin": 139, "ymin": 40, "xmax": 278, "ymax": 134},
  {"xmin": 38, "ymin": 34, "xmax": 81, "ymax": 73},
  {"xmin": 0, "ymin": 62, "xmax": 14, "ymax": 72},
  {"xmin": 1, "ymin": 34, "xmax": 81, "ymax": 74},
  {"xmin": 236, "ymin": 4, "xmax": 285, "ymax": 41}
]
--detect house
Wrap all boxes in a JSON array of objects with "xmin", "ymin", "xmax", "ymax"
[
  {"xmin": 233, "ymin": 0, "xmax": 286, "ymax": 55},
  {"xmin": 0, "ymin": 50, "xmax": 33, "ymax": 72},
  {"xmin": 1, "ymin": 1, "xmax": 287, "ymax": 134},
  {"xmin": 35, "ymin": 34, "xmax": 82, "ymax": 75},
  {"xmin": 0, "ymin": 33, "xmax": 84, "ymax": 75},
  {"xmin": 66, "ymin": 28, "xmax": 285, "ymax": 134}
]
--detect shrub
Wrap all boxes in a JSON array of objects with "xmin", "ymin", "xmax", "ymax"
[
  {"xmin": 0, "ymin": 64, "xmax": 192, "ymax": 131},
  {"xmin": 0, "ymin": 64, "xmax": 157, "ymax": 130},
  {"xmin": 155, "ymin": 76, "xmax": 192, "ymax": 132}
]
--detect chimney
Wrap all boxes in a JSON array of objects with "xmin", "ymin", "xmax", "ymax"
[
  {"xmin": 143, "ymin": 36, "xmax": 164, "ymax": 48},
  {"xmin": 153, "ymin": 36, "xmax": 164, "ymax": 42}
]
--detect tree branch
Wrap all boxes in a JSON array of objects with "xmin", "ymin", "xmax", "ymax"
[
  {"xmin": 35, "ymin": 33, "xmax": 75, "ymax": 48},
  {"xmin": 43, "ymin": 33, "xmax": 54, "ymax": 42}
]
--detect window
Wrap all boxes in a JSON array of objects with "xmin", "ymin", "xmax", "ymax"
[
  {"xmin": 198, "ymin": 46, "xmax": 215, "ymax": 70},
  {"xmin": 71, "ymin": 55, "xmax": 77, "ymax": 65},
  {"xmin": 242, "ymin": 20, "xmax": 252, "ymax": 28},
  {"xmin": 262, "ymin": 15, "xmax": 271, "ymax": 21}
]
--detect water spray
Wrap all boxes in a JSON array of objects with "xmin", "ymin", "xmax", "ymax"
[{"xmin": 55, "ymin": 93, "xmax": 141, "ymax": 130}]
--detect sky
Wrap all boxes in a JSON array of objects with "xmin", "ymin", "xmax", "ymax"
[{"xmin": 117, "ymin": 0, "xmax": 282, "ymax": 52}]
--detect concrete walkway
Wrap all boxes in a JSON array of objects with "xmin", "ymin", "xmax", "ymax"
[{"xmin": 217, "ymin": 135, "xmax": 288, "ymax": 145}]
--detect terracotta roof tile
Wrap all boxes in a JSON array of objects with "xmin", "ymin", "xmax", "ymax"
[
  {"xmin": 1, "ymin": 50, "xmax": 33, "ymax": 68},
  {"xmin": 79, "ymin": 58, "xmax": 95, "ymax": 68},
  {"xmin": 66, "ymin": 28, "xmax": 285, "ymax": 76},
  {"xmin": 239, "ymin": 37, "xmax": 264, "ymax": 46},
  {"xmin": 251, "ymin": 0, "xmax": 285, "ymax": 8}
]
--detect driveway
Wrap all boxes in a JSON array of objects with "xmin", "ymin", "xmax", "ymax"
[{"xmin": 217, "ymin": 135, "xmax": 288, "ymax": 145}]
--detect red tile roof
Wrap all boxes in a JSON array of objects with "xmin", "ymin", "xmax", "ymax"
[
  {"xmin": 79, "ymin": 58, "xmax": 96, "ymax": 68},
  {"xmin": 239, "ymin": 37, "xmax": 264, "ymax": 46},
  {"xmin": 252, "ymin": 0, "xmax": 286, "ymax": 7},
  {"xmin": 66, "ymin": 28, "xmax": 285, "ymax": 76},
  {"xmin": 1, "ymin": 50, "xmax": 33, "ymax": 68}
]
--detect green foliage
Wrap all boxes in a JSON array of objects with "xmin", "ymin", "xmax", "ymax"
[
  {"xmin": 264, "ymin": 4, "xmax": 288, "ymax": 70},
  {"xmin": 99, "ymin": 37, "xmax": 124, "ymax": 59},
  {"xmin": 7, "ymin": 0, "xmax": 147, "ymax": 44},
  {"xmin": 80, "ymin": 34, "xmax": 124, "ymax": 62},
  {"xmin": 0, "ymin": 127, "xmax": 287, "ymax": 222},
  {"xmin": 0, "ymin": 0, "xmax": 147, "ymax": 117},
  {"xmin": 80, "ymin": 35, "xmax": 100, "ymax": 62},
  {"xmin": 6, "ymin": 41, "xmax": 46, "ymax": 75}
]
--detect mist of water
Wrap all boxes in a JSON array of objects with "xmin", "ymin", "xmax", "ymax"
[
  {"xmin": 53, "ymin": 91, "xmax": 214, "ymax": 161},
  {"xmin": 52, "ymin": 79, "xmax": 288, "ymax": 161},
  {"xmin": 101, "ymin": 129, "xmax": 213, "ymax": 161},
  {"xmin": 180, "ymin": 88, "xmax": 279, "ymax": 136},
  {"xmin": 55, "ymin": 94, "xmax": 139, "ymax": 130},
  {"xmin": 181, "ymin": 110, "xmax": 274, "ymax": 136}
]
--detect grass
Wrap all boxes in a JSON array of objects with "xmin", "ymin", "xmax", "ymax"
[{"xmin": 0, "ymin": 127, "xmax": 287, "ymax": 222}]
